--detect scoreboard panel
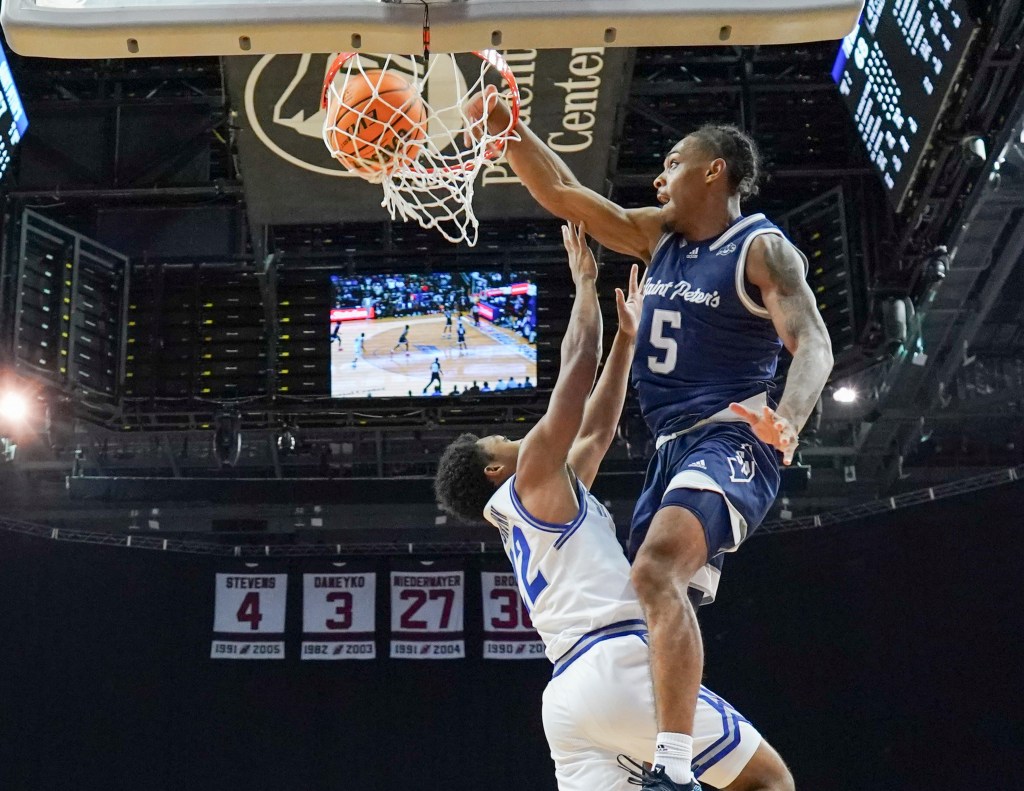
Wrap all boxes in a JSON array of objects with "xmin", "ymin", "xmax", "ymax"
[
  {"xmin": 832, "ymin": 0, "xmax": 977, "ymax": 209},
  {"xmin": 0, "ymin": 46, "xmax": 27, "ymax": 183}
]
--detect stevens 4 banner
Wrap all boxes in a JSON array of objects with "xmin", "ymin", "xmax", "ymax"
[{"xmin": 211, "ymin": 573, "xmax": 287, "ymax": 660}]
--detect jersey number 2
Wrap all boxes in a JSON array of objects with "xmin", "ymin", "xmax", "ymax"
[
  {"xmin": 511, "ymin": 526, "xmax": 549, "ymax": 612},
  {"xmin": 648, "ymin": 309, "xmax": 681, "ymax": 374}
]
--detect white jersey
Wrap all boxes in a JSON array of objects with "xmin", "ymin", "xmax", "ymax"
[{"xmin": 484, "ymin": 474, "xmax": 645, "ymax": 663}]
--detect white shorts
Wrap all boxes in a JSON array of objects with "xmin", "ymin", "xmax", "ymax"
[{"xmin": 542, "ymin": 633, "xmax": 761, "ymax": 791}]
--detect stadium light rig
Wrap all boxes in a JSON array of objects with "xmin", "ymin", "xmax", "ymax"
[
  {"xmin": 833, "ymin": 386, "xmax": 858, "ymax": 404},
  {"xmin": 0, "ymin": 390, "xmax": 29, "ymax": 423}
]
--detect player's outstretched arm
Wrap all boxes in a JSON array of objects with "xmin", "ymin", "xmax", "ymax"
[
  {"xmin": 517, "ymin": 223, "xmax": 602, "ymax": 513},
  {"xmin": 732, "ymin": 234, "xmax": 834, "ymax": 465},
  {"xmin": 568, "ymin": 263, "xmax": 642, "ymax": 489},
  {"xmin": 465, "ymin": 86, "xmax": 662, "ymax": 263}
]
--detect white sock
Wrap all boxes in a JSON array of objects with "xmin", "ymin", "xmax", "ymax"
[{"xmin": 653, "ymin": 732, "xmax": 693, "ymax": 784}]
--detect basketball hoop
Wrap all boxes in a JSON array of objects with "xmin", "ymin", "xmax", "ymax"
[{"xmin": 321, "ymin": 50, "xmax": 521, "ymax": 246}]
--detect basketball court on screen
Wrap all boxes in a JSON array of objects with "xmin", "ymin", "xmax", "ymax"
[{"xmin": 331, "ymin": 314, "xmax": 535, "ymax": 398}]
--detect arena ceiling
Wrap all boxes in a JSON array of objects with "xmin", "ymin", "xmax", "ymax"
[{"xmin": 2, "ymin": 6, "xmax": 1024, "ymax": 534}]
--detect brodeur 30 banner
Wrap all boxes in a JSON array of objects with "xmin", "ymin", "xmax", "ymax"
[
  {"xmin": 481, "ymin": 569, "xmax": 545, "ymax": 659},
  {"xmin": 222, "ymin": 49, "xmax": 630, "ymax": 225}
]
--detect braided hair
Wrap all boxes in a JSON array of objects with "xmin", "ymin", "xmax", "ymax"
[
  {"xmin": 434, "ymin": 433, "xmax": 495, "ymax": 523},
  {"xmin": 689, "ymin": 123, "xmax": 762, "ymax": 200}
]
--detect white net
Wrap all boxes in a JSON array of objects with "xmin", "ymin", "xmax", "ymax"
[{"xmin": 321, "ymin": 51, "xmax": 519, "ymax": 246}]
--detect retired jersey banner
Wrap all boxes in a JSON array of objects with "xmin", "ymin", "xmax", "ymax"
[
  {"xmin": 389, "ymin": 566, "xmax": 465, "ymax": 660},
  {"xmin": 481, "ymin": 570, "xmax": 545, "ymax": 660},
  {"xmin": 211, "ymin": 573, "xmax": 287, "ymax": 660},
  {"xmin": 301, "ymin": 571, "xmax": 377, "ymax": 661},
  {"xmin": 223, "ymin": 49, "xmax": 629, "ymax": 225}
]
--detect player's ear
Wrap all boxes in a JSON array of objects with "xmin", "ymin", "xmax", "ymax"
[
  {"xmin": 706, "ymin": 157, "xmax": 726, "ymax": 183},
  {"xmin": 483, "ymin": 460, "xmax": 504, "ymax": 481}
]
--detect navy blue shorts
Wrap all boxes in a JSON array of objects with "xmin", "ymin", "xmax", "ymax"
[{"xmin": 628, "ymin": 422, "xmax": 780, "ymax": 604}]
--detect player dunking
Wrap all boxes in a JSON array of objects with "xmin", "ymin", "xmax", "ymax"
[
  {"xmin": 467, "ymin": 91, "xmax": 832, "ymax": 790},
  {"xmin": 392, "ymin": 324, "xmax": 411, "ymax": 354},
  {"xmin": 435, "ymin": 223, "xmax": 794, "ymax": 791}
]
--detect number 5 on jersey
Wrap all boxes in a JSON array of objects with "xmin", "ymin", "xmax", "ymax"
[{"xmin": 648, "ymin": 308, "xmax": 681, "ymax": 374}]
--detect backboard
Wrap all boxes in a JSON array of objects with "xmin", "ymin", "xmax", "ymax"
[{"xmin": 2, "ymin": 0, "xmax": 864, "ymax": 59}]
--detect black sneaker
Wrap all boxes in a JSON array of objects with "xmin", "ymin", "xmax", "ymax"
[{"xmin": 617, "ymin": 756, "xmax": 702, "ymax": 791}]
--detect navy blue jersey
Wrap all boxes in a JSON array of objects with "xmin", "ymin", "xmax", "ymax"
[{"xmin": 632, "ymin": 213, "xmax": 805, "ymax": 438}]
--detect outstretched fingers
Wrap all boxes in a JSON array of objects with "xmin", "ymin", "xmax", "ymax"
[
  {"xmin": 560, "ymin": 222, "xmax": 575, "ymax": 254},
  {"xmin": 561, "ymin": 220, "xmax": 587, "ymax": 254},
  {"xmin": 728, "ymin": 402, "xmax": 759, "ymax": 424},
  {"xmin": 729, "ymin": 403, "xmax": 799, "ymax": 466},
  {"xmin": 627, "ymin": 263, "xmax": 640, "ymax": 298}
]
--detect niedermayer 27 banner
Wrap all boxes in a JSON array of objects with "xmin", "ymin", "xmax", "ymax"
[
  {"xmin": 222, "ymin": 49, "xmax": 629, "ymax": 225},
  {"xmin": 389, "ymin": 563, "xmax": 465, "ymax": 659}
]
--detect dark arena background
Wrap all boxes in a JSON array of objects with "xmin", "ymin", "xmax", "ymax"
[{"xmin": 0, "ymin": 1, "xmax": 1023, "ymax": 789}]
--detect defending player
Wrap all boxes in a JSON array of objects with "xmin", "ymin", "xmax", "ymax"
[
  {"xmin": 466, "ymin": 90, "xmax": 832, "ymax": 790},
  {"xmin": 392, "ymin": 324, "xmax": 411, "ymax": 354},
  {"xmin": 456, "ymin": 319, "xmax": 468, "ymax": 352},
  {"xmin": 435, "ymin": 223, "xmax": 794, "ymax": 791},
  {"xmin": 442, "ymin": 306, "xmax": 454, "ymax": 337}
]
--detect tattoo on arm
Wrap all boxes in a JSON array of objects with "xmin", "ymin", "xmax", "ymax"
[
  {"xmin": 763, "ymin": 238, "xmax": 818, "ymax": 341},
  {"xmin": 761, "ymin": 235, "xmax": 833, "ymax": 431}
]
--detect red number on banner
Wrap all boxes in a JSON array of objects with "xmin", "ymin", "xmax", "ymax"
[
  {"xmin": 399, "ymin": 589, "xmax": 428, "ymax": 629},
  {"xmin": 430, "ymin": 589, "xmax": 455, "ymax": 629},
  {"xmin": 490, "ymin": 588, "xmax": 533, "ymax": 630},
  {"xmin": 326, "ymin": 591, "xmax": 353, "ymax": 630},
  {"xmin": 236, "ymin": 592, "xmax": 263, "ymax": 631},
  {"xmin": 490, "ymin": 588, "xmax": 518, "ymax": 629},
  {"xmin": 399, "ymin": 588, "xmax": 456, "ymax": 629}
]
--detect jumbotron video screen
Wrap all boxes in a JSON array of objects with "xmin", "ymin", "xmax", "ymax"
[{"xmin": 329, "ymin": 271, "xmax": 538, "ymax": 398}]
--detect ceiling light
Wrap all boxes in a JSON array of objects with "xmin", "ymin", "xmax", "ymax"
[
  {"xmin": 0, "ymin": 391, "xmax": 28, "ymax": 422},
  {"xmin": 833, "ymin": 386, "xmax": 858, "ymax": 403}
]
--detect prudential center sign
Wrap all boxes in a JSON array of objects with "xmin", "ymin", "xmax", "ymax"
[{"xmin": 225, "ymin": 49, "xmax": 629, "ymax": 225}]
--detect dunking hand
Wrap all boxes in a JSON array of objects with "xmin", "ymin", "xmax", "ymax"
[{"xmin": 728, "ymin": 403, "xmax": 799, "ymax": 466}]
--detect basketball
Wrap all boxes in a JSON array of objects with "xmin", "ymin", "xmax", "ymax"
[{"xmin": 329, "ymin": 69, "xmax": 426, "ymax": 174}]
